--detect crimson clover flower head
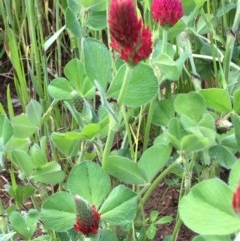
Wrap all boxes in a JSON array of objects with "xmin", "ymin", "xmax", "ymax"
[
  {"xmin": 151, "ymin": 0, "xmax": 183, "ymax": 27},
  {"xmin": 233, "ymin": 184, "xmax": 240, "ymax": 215},
  {"xmin": 73, "ymin": 195, "xmax": 101, "ymax": 236},
  {"xmin": 108, "ymin": 0, "xmax": 152, "ymax": 65}
]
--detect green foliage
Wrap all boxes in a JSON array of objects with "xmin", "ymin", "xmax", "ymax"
[
  {"xmin": 99, "ymin": 185, "xmax": 137, "ymax": 227},
  {"xmin": 138, "ymin": 144, "xmax": 172, "ymax": 182},
  {"xmin": 68, "ymin": 161, "xmax": 111, "ymax": 208},
  {"xmin": 179, "ymin": 177, "xmax": 240, "ymax": 235},
  {"xmin": 107, "ymin": 63, "xmax": 158, "ymax": 107},
  {"xmin": 83, "ymin": 38, "xmax": 112, "ymax": 89},
  {"xmin": 41, "ymin": 162, "xmax": 138, "ymax": 231},
  {"xmin": 2, "ymin": 0, "xmax": 240, "ymax": 240},
  {"xmin": 41, "ymin": 192, "xmax": 76, "ymax": 232},
  {"xmin": 9, "ymin": 209, "xmax": 40, "ymax": 239},
  {"xmin": 199, "ymin": 88, "xmax": 232, "ymax": 113}
]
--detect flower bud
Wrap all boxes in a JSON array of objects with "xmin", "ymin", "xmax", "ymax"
[
  {"xmin": 151, "ymin": 0, "xmax": 183, "ymax": 27},
  {"xmin": 74, "ymin": 195, "xmax": 101, "ymax": 236},
  {"xmin": 233, "ymin": 185, "xmax": 240, "ymax": 215},
  {"xmin": 215, "ymin": 118, "xmax": 232, "ymax": 134},
  {"xmin": 71, "ymin": 90, "xmax": 84, "ymax": 112},
  {"xmin": 108, "ymin": 0, "xmax": 152, "ymax": 65}
]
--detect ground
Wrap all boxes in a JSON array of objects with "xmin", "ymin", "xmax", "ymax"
[{"xmin": 145, "ymin": 182, "xmax": 196, "ymax": 240}]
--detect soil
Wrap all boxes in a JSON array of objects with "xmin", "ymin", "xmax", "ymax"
[{"xmin": 144, "ymin": 181, "xmax": 196, "ymax": 240}]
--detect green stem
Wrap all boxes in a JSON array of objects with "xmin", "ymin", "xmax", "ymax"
[
  {"xmin": 141, "ymin": 158, "xmax": 182, "ymax": 207},
  {"xmin": 184, "ymin": 32, "xmax": 201, "ymax": 90},
  {"xmin": 162, "ymin": 28, "xmax": 173, "ymax": 97},
  {"xmin": 143, "ymin": 98, "xmax": 155, "ymax": 151},
  {"xmin": 171, "ymin": 217, "xmax": 182, "ymax": 241},
  {"xmin": 161, "ymin": 28, "xmax": 168, "ymax": 54},
  {"xmin": 223, "ymin": 0, "xmax": 240, "ymax": 86},
  {"xmin": 171, "ymin": 173, "xmax": 185, "ymax": 241},
  {"xmin": 117, "ymin": 64, "xmax": 132, "ymax": 107},
  {"xmin": 102, "ymin": 64, "xmax": 132, "ymax": 169},
  {"xmin": 121, "ymin": 106, "xmax": 135, "ymax": 159},
  {"xmin": 143, "ymin": 28, "xmax": 168, "ymax": 150},
  {"xmin": 101, "ymin": 116, "xmax": 116, "ymax": 171},
  {"xmin": 171, "ymin": 153, "xmax": 196, "ymax": 241}
]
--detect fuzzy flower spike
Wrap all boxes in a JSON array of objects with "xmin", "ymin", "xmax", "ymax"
[
  {"xmin": 233, "ymin": 183, "xmax": 240, "ymax": 215},
  {"xmin": 152, "ymin": 0, "xmax": 183, "ymax": 27},
  {"xmin": 74, "ymin": 195, "xmax": 101, "ymax": 236},
  {"xmin": 108, "ymin": 0, "xmax": 152, "ymax": 65}
]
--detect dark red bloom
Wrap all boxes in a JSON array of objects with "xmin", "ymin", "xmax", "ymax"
[
  {"xmin": 233, "ymin": 185, "xmax": 240, "ymax": 214},
  {"xmin": 74, "ymin": 196, "xmax": 101, "ymax": 236},
  {"xmin": 108, "ymin": 0, "xmax": 152, "ymax": 65},
  {"xmin": 152, "ymin": 0, "xmax": 183, "ymax": 27}
]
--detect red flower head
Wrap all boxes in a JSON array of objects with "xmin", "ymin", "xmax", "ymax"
[
  {"xmin": 233, "ymin": 184, "xmax": 240, "ymax": 215},
  {"xmin": 108, "ymin": 0, "xmax": 152, "ymax": 65},
  {"xmin": 74, "ymin": 195, "xmax": 101, "ymax": 236},
  {"xmin": 151, "ymin": 0, "xmax": 183, "ymax": 27}
]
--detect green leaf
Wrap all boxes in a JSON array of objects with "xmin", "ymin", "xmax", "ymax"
[
  {"xmin": 48, "ymin": 78, "xmax": 74, "ymax": 100},
  {"xmin": 199, "ymin": 113, "xmax": 215, "ymax": 130},
  {"xmin": 228, "ymin": 160, "xmax": 240, "ymax": 189},
  {"xmin": 68, "ymin": 161, "xmax": 111, "ymax": 208},
  {"xmin": 105, "ymin": 156, "xmax": 147, "ymax": 185},
  {"xmin": 138, "ymin": 144, "xmax": 172, "ymax": 182},
  {"xmin": 9, "ymin": 184, "xmax": 35, "ymax": 204},
  {"xmin": 32, "ymin": 235, "xmax": 52, "ymax": 241},
  {"xmin": 155, "ymin": 216, "xmax": 173, "ymax": 225},
  {"xmin": 233, "ymin": 89, "xmax": 240, "ymax": 112},
  {"xmin": 192, "ymin": 235, "xmax": 231, "ymax": 241},
  {"xmin": 181, "ymin": 134, "xmax": 209, "ymax": 152},
  {"xmin": 179, "ymin": 178, "xmax": 240, "ymax": 235},
  {"xmin": 180, "ymin": 114, "xmax": 199, "ymax": 133},
  {"xmin": 96, "ymin": 229, "xmax": 117, "ymax": 241},
  {"xmin": 30, "ymin": 161, "xmax": 65, "ymax": 185},
  {"xmin": 67, "ymin": 0, "xmax": 82, "ymax": 15},
  {"xmin": 65, "ymin": 7, "xmax": 81, "ymax": 38},
  {"xmin": 26, "ymin": 100, "xmax": 43, "ymax": 126},
  {"xmin": 221, "ymin": 134, "xmax": 240, "ymax": 150},
  {"xmin": 100, "ymin": 185, "xmax": 137, "ymax": 226},
  {"xmin": 83, "ymin": 38, "xmax": 111, "ymax": 89},
  {"xmin": 77, "ymin": 0, "xmax": 106, "ymax": 10},
  {"xmin": 12, "ymin": 150, "xmax": 33, "ymax": 177},
  {"xmin": 51, "ymin": 132, "xmax": 80, "ymax": 157},
  {"xmin": 0, "ymin": 114, "xmax": 13, "ymax": 143},
  {"xmin": 64, "ymin": 58, "xmax": 95, "ymax": 98},
  {"xmin": 155, "ymin": 53, "xmax": 182, "ymax": 81},
  {"xmin": 199, "ymin": 88, "xmax": 232, "ymax": 112},
  {"xmin": 174, "ymin": 92, "xmax": 206, "ymax": 121},
  {"xmin": 6, "ymin": 137, "xmax": 29, "ymax": 154},
  {"xmin": 87, "ymin": 11, "xmax": 107, "ymax": 30},
  {"xmin": 152, "ymin": 99, "xmax": 175, "ymax": 126},
  {"xmin": 9, "ymin": 209, "xmax": 39, "ymax": 239},
  {"xmin": 41, "ymin": 192, "xmax": 75, "ymax": 232},
  {"xmin": 107, "ymin": 63, "xmax": 158, "ymax": 107},
  {"xmin": 146, "ymin": 224, "xmax": 157, "ymax": 240},
  {"xmin": 181, "ymin": 0, "xmax": 196, "ymax": 15},
  {"xmin": 29, "ymin": 142, "xmax": 48, "ymax": 168},
  {"xmin": 64, "ymin": 123, "xmax": 101, "ymax": 140},
  {"xmin": 208, "ymin": 145, "xmax": 236, "ymax": 169},
  {"xmin": 233, "ymin": 114, "xmax": 240, "ymax": 146},
  {"xmin": 11, "ymin": 114, "xmax": 38, "ymax": 138},
  {"xmin": 149, "ymin": 210, "xmax": 158, "ymax": 222},
  {"xmin": 167, "ymin": 118, "xmax": 186, "ymax": 149}
]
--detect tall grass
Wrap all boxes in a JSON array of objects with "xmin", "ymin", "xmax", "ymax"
[{"xmin": 0, "ymin": 0, "xmax": 69, "ymax": 113}]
